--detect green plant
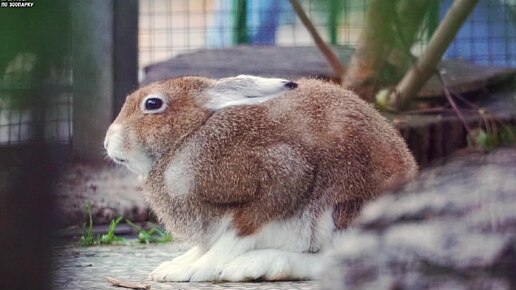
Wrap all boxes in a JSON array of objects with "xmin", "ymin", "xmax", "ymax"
[
  {"xmin": 79, "ymin": 201, "xmax": 95, "ymax": 246},
  {"xmin": 126, "ymin": 220, "xmax": 172, "ymax": 244},
  {"xmin": 98, "ymin": 216, "xmax": 126, "ymax": 245},
  {"xmin": 499, "ymin": 126, "xmax": 516, "ymax": 146},
  {"xmin": 469, "ymin": 126, "xmax": 516, "ymax": 151},
  {"xmin": 79, "ymin": 202, "xmax": 126, "ymax": 246}
]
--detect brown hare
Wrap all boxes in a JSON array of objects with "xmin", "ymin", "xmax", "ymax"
[{"xmin": 104, "ymin": 75, "xmax": 417, "ymax": 282}]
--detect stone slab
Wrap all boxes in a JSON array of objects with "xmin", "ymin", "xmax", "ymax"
[
  {"xmin": 142, "ymin": 46, "xmax": 516, "ymax": 99},
  {"xmin": 321, "ymin": 147, "xmax": 516, "ymax": 290}
]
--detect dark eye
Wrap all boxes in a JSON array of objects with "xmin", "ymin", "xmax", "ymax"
[
  {"xmin": 140, "ymin": 94, "xmax": 167, "ymax": 114},
  {"xmin": 145, "ymin": 98, "xmax": 163, "ymax": 110}
]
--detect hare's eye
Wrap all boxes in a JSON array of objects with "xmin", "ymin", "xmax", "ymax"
[
  {"xmin": 141, "ymin": 95, "xmax": 167, "ymax": 114},
  {"xmin": 145, "ymin": 98, "xmax": 163, "ymax": 110}
]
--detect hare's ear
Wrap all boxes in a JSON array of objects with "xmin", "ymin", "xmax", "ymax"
[{"xmin": 203, "ymin": 75, "xmax": 298, "ymax": 110}]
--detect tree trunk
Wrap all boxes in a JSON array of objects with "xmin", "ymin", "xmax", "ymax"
[
  {"xmin": 343, "ymin": 0, "xmax": 434, "ymax": 102},
  {"xmin": 341, "ymin": 0, "xmax": 397, "ymax": 102}
]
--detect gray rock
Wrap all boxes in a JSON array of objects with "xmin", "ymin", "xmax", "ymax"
[
  {"xmin": 321, "ymin": 148, "xmax": 516, "ymax": 290},
  {"xmin": 142, "ymin": 46, "xmax": 354, "ymax": 85}
]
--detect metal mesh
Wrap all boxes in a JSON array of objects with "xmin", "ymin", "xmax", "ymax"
[
  {"xmin": 444, "ymin": 0, "xmax": 516, "ymax": 66},
  {"xmin": 138, "ymin": 0, "xmax": 516, "ymax": 73},
  {"xmin": 0, "ymin": 55, "xmax": 73, "ymax": 146},
  {"xmin": 138, "ymin": 0, "xmax": 369, "ymax": 72},
  {"xmin": 0, "ymin": 11, "xmax": 73, "ymax": 147},
  {"xmin": 0, "ymin": 100, "xmax": 32, "ymax": 146}
]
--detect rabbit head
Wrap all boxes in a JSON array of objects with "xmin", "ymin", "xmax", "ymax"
[{"xmin": 104, "ymin": 75, "xmax": 297, "ymax": 175}]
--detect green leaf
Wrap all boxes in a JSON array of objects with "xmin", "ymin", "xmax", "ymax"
[
  {"xmin": 79, "ymin": 201, "xmax": 95, "ymax": 246},
  {"xmin": 98, "ymin": 216, "xmax": 126, "ymax": 245}
]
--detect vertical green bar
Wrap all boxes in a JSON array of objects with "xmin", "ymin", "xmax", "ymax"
[
  {"xmin": 233, "ymin": 0, "xmax": 248, "ymax": 44},
  {"xmin": 328, "ymin": 0, "xmax": 341, "ymax": 45},
  {"xmin": 426, "ymin": 0, "xmax": 440, "ymax": 41}
]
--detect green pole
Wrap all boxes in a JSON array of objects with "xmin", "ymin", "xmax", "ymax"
[
  {"xmin": 233, "ymin": 0, "xmax": 248, "ymax": 44},
  {"xmin": 328, "ymin": 0, "xmax": 342, "ymax": 45},
  {"xmin": 426, "ymin": 0, "xmax": 440, "ymax": 41}
]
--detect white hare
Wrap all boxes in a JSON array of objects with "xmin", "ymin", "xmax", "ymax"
[{"xmin": 104, "ymin": 75, "xmax": 417, "ymax": 282}]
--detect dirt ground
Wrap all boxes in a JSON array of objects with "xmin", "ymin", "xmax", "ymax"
[{"xmin": 55, "ymin": 163, "xmax": 149, "ymax": 229}]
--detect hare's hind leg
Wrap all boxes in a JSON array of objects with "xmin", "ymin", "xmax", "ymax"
[
  {"xmin": 149, "ymin": 209, "xmax": 333, "ymax": 282},
  {"xmin": 219, "ymin": 209, "xmax": 331, "ymax": 282},
  {"xmin": 219, "ymin": 249, "xmax": 323, "ymax": 281}
]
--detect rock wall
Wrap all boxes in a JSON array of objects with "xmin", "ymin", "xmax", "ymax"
[{"xmin": 321, "ymin": 148, "xmax": 516, "ymax": 290}]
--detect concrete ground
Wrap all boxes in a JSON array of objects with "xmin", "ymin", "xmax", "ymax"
[{"xmin": 53, "ymin": 242, "xmax": 318, "ymax": 290}]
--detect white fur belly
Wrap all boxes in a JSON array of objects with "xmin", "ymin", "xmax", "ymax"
[{"xmin": 253, "ymin": 208, "xmax": 336, "ymax": 252}]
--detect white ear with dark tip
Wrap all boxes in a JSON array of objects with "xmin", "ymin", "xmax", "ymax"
[{"xmin": 204, "ymin": 75, "xmax": 298, "ymax": 110}]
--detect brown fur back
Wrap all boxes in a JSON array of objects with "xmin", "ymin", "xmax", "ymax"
[{"xmin": 143, "ymin": 78, "xmax": 417, "ymax": 241}]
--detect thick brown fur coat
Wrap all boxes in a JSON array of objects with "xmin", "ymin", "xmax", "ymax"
[{"xmin": 105, "ymin": 76, "xmax": 417, "ymax": 281}]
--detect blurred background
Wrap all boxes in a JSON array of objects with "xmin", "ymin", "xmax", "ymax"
[
  {"xmin": 1, "ymin": 0, "xmax": 516, "ymax": 289},
  {"xmin": 139, "ymin": 0, "xmax": 516, "ymax": 72},
  {"xmin": 2, "ymin": 0, "xmax": 516, "ymax": 151}
]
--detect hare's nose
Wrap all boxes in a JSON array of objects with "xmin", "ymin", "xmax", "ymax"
[
  {"xmin": 104, "ymin": 123, "xmax": 122, "ymax": 150},
  {"xmin": 104, "ymin": 124, "xmax": 116, "ymax": 150}
]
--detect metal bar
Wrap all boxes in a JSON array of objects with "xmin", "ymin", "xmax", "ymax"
[
  {"xmin": 328, "ymin": 0, "xmax": 340, "ymax": 45},
  {"xmin": 72, "ymin": 0, "xmax": 114, "ymax": 162},
  {"xmin": 113, "ymin": 0, "xmax": 139, "ymax": 116},
  {"xmin": 233, "ymin": 0, "xmax": 248, "ymax": 44}
]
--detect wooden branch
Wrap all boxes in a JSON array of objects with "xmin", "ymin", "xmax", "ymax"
[
  {"xmin": 288, "ymin": 0, "xmax": 345, "ymax": 79},
  {"xmin": 437, "ymin": 72, "xmax": 473, "ymax": 135},
  {"xmin": 106, "ymin": 277, "xmax": 151, "ymax": 290},
  {"xmin": 386, "ymin": 0, "xmax": 479, "ymax": 111}
]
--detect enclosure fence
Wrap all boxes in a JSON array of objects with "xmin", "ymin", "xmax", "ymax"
[
  {"xmin": 1, "ymin": 0, "xmax": 516, "ymax": 147},
  {"xmin": 0, "ymin": 2, "xmax": 73, "ymax": 146},
  {"xmin": 139, "ymin": 0, "xmax": 516, "ymax": 74}
]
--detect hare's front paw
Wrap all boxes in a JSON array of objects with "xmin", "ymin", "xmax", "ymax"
[
  {"xmin": 149, "ymin": 246, "xmax": 205, "ymax": 281},
  {"xmin": 150, "ymin": 262, "xmax": 192, "ymax": 282},
  {"xmin": 149, "ymin": 260, "xmax": 220, "ymax": 282}
]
